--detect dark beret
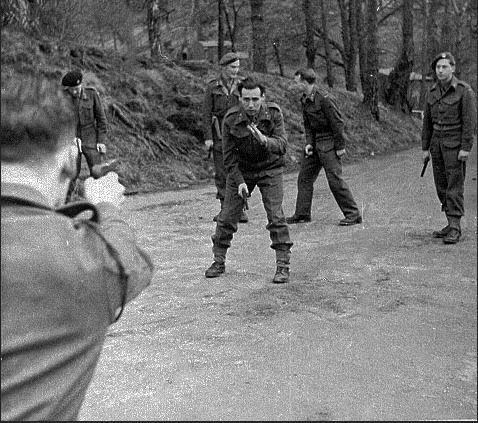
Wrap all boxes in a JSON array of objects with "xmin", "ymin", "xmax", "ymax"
[
  {"xmin": 431, "ymin": 52, "xmax": 455, "ymax": 70},
  {"xmin": 61, "ymin": 70, "xmax": 83, "ymax": 87},
  {"xmin": 296, "ymin": 68, "xmax": 317, "ymax": 83},
  {"xmin": 219, "ymin": 52, "xmax": 239, "ymax": 66}
]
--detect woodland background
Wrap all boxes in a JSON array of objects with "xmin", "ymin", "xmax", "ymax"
[{"xmin": 1, "ymin": 0, "xmax": 477, "ymax": 193}]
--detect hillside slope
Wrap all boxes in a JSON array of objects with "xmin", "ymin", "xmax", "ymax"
[{"xmin": 1, "ymin": 29, "xmax": 422, "ymax": 194}]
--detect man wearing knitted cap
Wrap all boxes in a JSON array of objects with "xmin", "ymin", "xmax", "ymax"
[
  {"xmin": 203, "ymin": 52, "xmax": 248, "ymax": 223},
  {"xmin": 422, "ymin": 52, "xmax": 477, "ymax": 244},
  {"xmin": 61, "ymin": 70, "xmax": 108, "ymax": 202}
]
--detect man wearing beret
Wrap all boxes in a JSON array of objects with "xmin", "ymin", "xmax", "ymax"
[
  {"xmin": 422, "ymin": 52, "xmax": 477, "ymax": 244},
  {"xmin": 203, "ymin": 52, "xmax": 248, "ymax": 223},
  {"xmin": 62, "ymin": 70, "xmax": 108, "ymax": 202}
]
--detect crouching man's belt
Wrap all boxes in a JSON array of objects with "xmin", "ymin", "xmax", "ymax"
[{"xmin": 433, "ymin": 124, "xmax": 462, "ymax": 131}]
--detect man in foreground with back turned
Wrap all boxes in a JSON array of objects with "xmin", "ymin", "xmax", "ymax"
[
  {"xmin": 1, "ymin": 75, "xmax": 154, "ymax": 420},
  {"xmin": 205, "ymin": 76, "xmax": 293, "ymax": 283}
]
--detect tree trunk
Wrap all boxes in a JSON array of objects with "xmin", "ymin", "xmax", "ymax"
[
  {"xmin": 250, "ymin": 0, "xmax": 267, "ymax": 73},
  {"xmin": 419, "ymin": 0, "xmax": 430, "ymax": 111},
  {"xmin": 302, "ymin": 0, "xmax": 316, "ymax": 69},
  {"xmin": 147, "ymin": 0, "xmax": 161, "ymax": 58},
  {"xmin": 338, "ymin": 0, "xmax": 358, "ymax": 91},
  {"xmin": 440, "ymin": 0, "xmax": 453, "ymax": 52},
  {"xmin": 384, "ymin": 0, "xmax": 414, "ymax": 113},
  {"xmin": 218, "ymin": 0, "xmax": 224, "ymax": 61},
  {"xmin": 273, "ymin": 41, "xmax": 284, "ymax": 76},
  {"xmin": 222, "ymin": 1, "xmax": 236, "ymax": 51},
  {"xmin": 356, "ymin": 0, "xmax": 368, "ymax": 94},
  {"xmin": 320, "ymin": 0, "xmax": 335, "ymax": 87},
  {"xmin": 362, "ymin": 0, "xmax": 380, "ymax": 120}
]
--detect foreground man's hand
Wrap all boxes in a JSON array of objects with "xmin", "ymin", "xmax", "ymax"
[
  {"xmin": 422, "ymin": 150, "xmax": 431, "ymax": 163},
  {"xmin": 84, "ymin": 172, "xmax": 125, "ymax": 207}
]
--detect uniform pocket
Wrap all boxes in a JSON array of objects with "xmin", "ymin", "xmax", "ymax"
[{"xmin": 79, "ymin": 100, "xmax": 94, "ymax": 125}]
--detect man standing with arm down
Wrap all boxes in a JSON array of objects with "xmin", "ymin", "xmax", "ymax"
[
  {"xmin": 286, "ymin": 68, "xmax": 362, "ymax": 226},
  {"xmin": 421, "ymin": 52, "xmax": 477, "ymax": 244},
  {"xmin": 203, "ymin": 52, "xmax": 248, "ymax": 223},
  {"xmin": 205, "ymin": 77, "xmax": 293, "ymax": 283},
  {"xmin": 1, "ymin": 75, "xmax": 154, "ymax": 420}
]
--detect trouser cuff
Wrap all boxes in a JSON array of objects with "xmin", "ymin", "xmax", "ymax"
[
  {"xmin": 446, "ymin": 216, "xmax": 461, "ymax": 230},
  {"xmin": 212, "ymin": 247, "xmax": 227, "ymax": 264},
  {"xmin": 276, "ymin": 249, "xmax": 291, "ymax": 267}
]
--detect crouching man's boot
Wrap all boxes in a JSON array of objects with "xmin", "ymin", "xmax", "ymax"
[
  {"xmin": 205, "ymin": 261, "xmax": 225, "ymax": 277},
  {"xmin": 273, "ymin": 249, "xmax": 290, "ymax": 283},
  {"xmin": 273, "ymin": 266, "xmax": 289, "ymax": 283},
  {"xmin": 443, "ymin": 216, "xmax": 461, "ymax": 244}
]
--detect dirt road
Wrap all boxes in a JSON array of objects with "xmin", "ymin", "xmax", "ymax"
[{"xmin": 79, "ymin": 146, "xmax": 477, "ymax": 421}]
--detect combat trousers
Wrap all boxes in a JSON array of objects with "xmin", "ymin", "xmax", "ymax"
[
  {"xmin": 430, "ymin": 132, "xmax": 466, "ymax": 229},
  {"xmin": 293, "ymin": 150, "xmax": 360, "ymax": 219},
  {"xmin": 212, "ymin": 172, "xmax": 293, "ymax": 267},
  {"xmin": 213, "ymin": 146, "xmax": 226, "ymax": 202},
  {"xmin": 66, "ymin": 146, "xmax": 102, "ymax": 202}
]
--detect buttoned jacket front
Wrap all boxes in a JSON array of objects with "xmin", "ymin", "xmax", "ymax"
[
  {"xmin": 222, "ymin": 102, "xmax": 287, "ymax": 186},
  {"xmin": 422, "ymin": 76, "xmax": 477, "ymax": 151}
]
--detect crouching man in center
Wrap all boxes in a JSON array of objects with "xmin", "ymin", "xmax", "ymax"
[{"xmin": 205, "ymin": 77, "xmax": 293, "ymax": 283}]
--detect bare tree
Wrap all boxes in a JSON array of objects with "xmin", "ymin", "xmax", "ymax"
[
  {"xmin": 218, "ymin": 0, "xmax": 225, "ymax": 59},
  {"xmin": 302, "ymin": 0, "xmax": 317, "ymax": 69},
  {"xmin": 337, "ymin": 0, "xmax": 358, "ymax": 91},
  {"xmin": 222, "ymin": 0, "xmax": 247, "ymax": 51},
  {"xmin": 384, "ymin": 0, "xmax": 414, "ymax": 113},
  {"xmin": 320, "ymin": 0, "xmax": 335, "ymax": 87},
  {"xmin": 361, "ymin": 0, "xmax": 380, "ymax": 120},
  {"xmin": 147, "ymin": 0, "xmax": 162, "ymax": 57},
  {"xmin": 250, "ymin": 0, "xmax": 267, "ymax": 73}
]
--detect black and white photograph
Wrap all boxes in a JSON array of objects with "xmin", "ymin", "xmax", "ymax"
[{"xmin": 1, "ymin": 0, "xmax": 476, "ymax": 420}]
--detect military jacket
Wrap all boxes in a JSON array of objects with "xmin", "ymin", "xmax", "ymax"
[
  {"xmin": 301, "ymin": 86, "xmax": 346, "ymax": 152},
  {"xmin": 222, "ymin": 102, "xmax": 287, "ymax": 185},
  {"xmin": 74, "ymin": 87, "xmax": 107, "ymax": 147},
  {"xmin": 1, "ymin": 183, "xmax": 153, "ymax": 420},
  {"xmin": 203, "ymin": 76, "xmax": 241, "ymax": 145},
  {"xmin": 422, "ymin": 76, "xmax": 477, "ymax": 151}
]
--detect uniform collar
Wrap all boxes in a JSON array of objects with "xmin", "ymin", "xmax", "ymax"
[
  {"xmin": 431, "ymin": 75, "xmax": 458, "ymax": 92},
  {"xmin": 234, "ymin": 104, "xmax": 270, "ymax": 125},
  {"xmin": 301, "ymin": 86, "xmax": 319, "ymax": 103}
]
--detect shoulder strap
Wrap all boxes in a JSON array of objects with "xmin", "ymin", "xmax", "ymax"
[
  {"xmin": 1, "ymin": 196, "xmax": 99, "ymax": 222},
  {"xmin": 2, "ymin": 196, "xmax": 127, "ymax": 321}
]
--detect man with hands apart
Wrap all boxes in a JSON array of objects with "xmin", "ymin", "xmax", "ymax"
[{"xmin": 205, "ymin": 76, "xmax": 293, "ymax": 284}]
